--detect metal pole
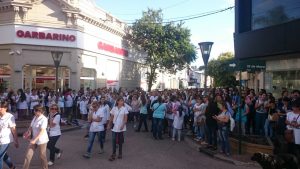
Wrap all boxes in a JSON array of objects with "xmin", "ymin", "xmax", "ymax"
[
  {"xmin": 55, "ymin": 65, "xmax": 59, "ymax": 98},
  {"xmin": 204, "ymin": 65, "xmax": 207, "ymax": 91},
  {"xmin": 238, "ymin": 68, "xmax": 242, "ymax": 154}
]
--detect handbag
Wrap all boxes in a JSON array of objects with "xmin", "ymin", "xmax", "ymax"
[
  {"xmin": 23, "ymin": 130, "xmax": 32, "ymax": 140},
  {"xmin": 285, "ymin": 114, "xmax": 300, "ymax": 143}
]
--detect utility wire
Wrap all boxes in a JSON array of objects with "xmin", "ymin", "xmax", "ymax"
[{"xmin": 125, "ymin": 6, "xmax": 234, "ymax": 24}]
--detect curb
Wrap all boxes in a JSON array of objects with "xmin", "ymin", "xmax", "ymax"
[
  {"xmin": 17, "ymin": 126, "xmax": 82, "ymax": 137},
  {"xmin": 184, "ymin": 136, "xmax": 260, "ymax": 167}
]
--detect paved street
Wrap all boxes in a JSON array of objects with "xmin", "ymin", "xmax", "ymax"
[{"xmin": 7, "ymin": 124, "xmax": 259, "ymax": 169}]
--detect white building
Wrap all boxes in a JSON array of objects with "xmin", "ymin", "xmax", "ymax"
[{"xmin": 0, "ymin": 0, "xmax": 143, "ymax": 91}]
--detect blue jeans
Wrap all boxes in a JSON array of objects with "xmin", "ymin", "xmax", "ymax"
[
  {"xmin": 196, "ymin": 125, "xmax": 205, "ymax": 139},
  {"xmin": 218, "ymin": 126, "xmax": 230, "ymax": 154},
  {"xmin": 87, "ymin": 131, "xmax": 104, "ymax": 153},
  {"xmin": 255, "ymin": 113, "xmax": 268, "ymax": 136},
  {"xmin": 152, "ymin": 118, "xmax": 163, "ymax": 139},
  {"xmin": 264, "ymin": 119, "xmax": 273, "ymax": 138},
  {"xmin": 0, "ymin": 144, "xmax": 9, "ymax": 169}
]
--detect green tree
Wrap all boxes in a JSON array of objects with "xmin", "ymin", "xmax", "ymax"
[
  {"xmin": 126, "ymin": 9, "xmax": 196, "ymax": 91},
  {"xmin": 203, "ymin": 52, "xmax": 237, "ymax": 87}
]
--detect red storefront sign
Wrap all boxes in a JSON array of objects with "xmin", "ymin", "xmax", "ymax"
[
  {"xmin": 16, "ymin": 30, "xmax": 76, "ymax": 42},
  {"xmin": 97, "ymin": 41, "xmax": 128, "ymax": 57}
]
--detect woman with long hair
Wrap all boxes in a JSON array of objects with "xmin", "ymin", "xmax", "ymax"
[
  {"xmin": 213, "ymin": 102, "xmax": 231, "ymax": 156},
  {"xmin": 23, "ymin": 104, "xmax": 49, "ymax": 169},
  {"xmin": 47, "ymin": 104, "xmax": 63, "ymax": 166},
  {"xmin": 107, "ymin": 97, "xmax": 128, "ymax": 161},
  {"xmin": 136, "ymin": 93, "xmax": 148, "ymax": 132},
  {"xmin": 17, "ymin": 89, "xmax": 27, "ymax": 120}
]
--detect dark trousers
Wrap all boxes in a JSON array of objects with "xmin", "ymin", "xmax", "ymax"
[
  {"xmin": 137, "ymin": 114, "xmax": 148, "ymax": 131},
  {"xmin": 206, "ymin": 124, "xmax": 218, "ymax": 147},
  {"xmin": 152, "ymin": 118, "xmax": 163, "ymax": 139},
  {"xmin": 255, "ymin": 113, "xmax": 268, "ymax": 136},
  {"xmin": 112, "ymin": 132, "xmax": 124, "ymax": 155},
  {"xmin": 64, "ymin": 107, "xmax": 73, "ymax": 122},
  {"xmin": 246, "ymin": 113, "xmax": 255, "ymax": 134},
  {"xmin": 47, "ymin": 135, "xmax": 61, "ymax": 162}
]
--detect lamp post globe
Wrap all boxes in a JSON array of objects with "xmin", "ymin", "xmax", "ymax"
[
  {"xmin": 198, "ymin": 42, "xmax": 213, "ymax": 92},
  {"xmin": 51, "ymin": 51, "xmax": 63, "ymax": 96}
]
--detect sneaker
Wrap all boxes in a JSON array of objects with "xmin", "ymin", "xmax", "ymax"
[
  {"xmin": 98, "ymin": 149, "xmax": 104, "ymax": 154},
  {"xmin": 48, "ymin": 161, "xmax": 54, "ymax": 166},
  {"xmin": 57, "ymin": 150, "xmax": 63, "ymax": 159},
  {"xmin": 83, "ymin": 153, "xmax": 91, "ymax": 159}
]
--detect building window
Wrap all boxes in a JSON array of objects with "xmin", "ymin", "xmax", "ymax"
[
  {"xmin": 252, "ymin": 0, "xmax": 300, "ymax": 30},
  {"xmin": 80, "ymin": 68, "xmax": 96, "ymax": 89},
  {"xmin": 23, "ymin": 65, "xmax": 70, "ymax": 91},
  {"xmin": 270, "ymin": 70, "xmax": 300, "ymax": 97},
  {"xmin": 0, "ymin": 65, "xmax": 11, "ymax": 90}
]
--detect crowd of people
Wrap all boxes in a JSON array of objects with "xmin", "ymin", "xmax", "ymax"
[{"xmin": 0, "ymin": 86, "xmax": 299, "ymax": 168}]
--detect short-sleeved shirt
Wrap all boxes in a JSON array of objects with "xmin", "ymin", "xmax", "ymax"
[
  {"xmin": 286, "ymin": 112, "xmax": 300, "ymax": 144},
  {"xmin": 152, "ymin": 103, "xmax": 166, "ymax": 119},
  {"xmin": 110, "ymin": 106, "xmax": 129, "ymax": 132},
  {"xmin": 89, "ymin": 110, "xmax": 105, "ymax": 132},
  {"xmin": 48, "ymin": 113, "xmax": 61, "ymax": 137},
  {"xmin": 0, "ymin": 113, "xmax": 16, "ymax": 145},
  {"xmin": 98, "ymin": 105, "xmax": 110, "ymax": 123},
  {"xmin": 30, "ymin": 95, "xmax": 39, "ymax": 109},
  {"xmin": 31, "ymin": 115, "xmax": 49, "ymax": 145}
]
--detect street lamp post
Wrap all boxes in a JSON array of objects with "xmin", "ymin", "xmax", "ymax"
[
  {"xmin": 198, "ymin": 42, "xmax": 213, "ymax": 93},
  {"xmin": 51, "ymin": 51, "xmax": 63, "ymax": 96}
]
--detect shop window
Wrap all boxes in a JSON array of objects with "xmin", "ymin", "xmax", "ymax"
[
  {"xmin": 0, "ymin": 65, "xmax": 11, "ymax": 90},
  {"xmin": 271, "ymin": 70, "xmax": 300, "ymax": 97},
  {"xmin": 80, "ymin": 68, "xmax": 96, "ymax": 89}
]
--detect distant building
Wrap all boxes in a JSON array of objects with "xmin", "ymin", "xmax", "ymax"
[{"xmin": 235, "ymin": 0, "xmax": 300, "ymax": 97}]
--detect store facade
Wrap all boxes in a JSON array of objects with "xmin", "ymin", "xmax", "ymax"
[
  {"xmin": 0, "ymin": 0, "xmax": 141, "ymax": 91},
  {"xmin": 235, "ymin": 0, "xmax": 300, "ymax": 96}
]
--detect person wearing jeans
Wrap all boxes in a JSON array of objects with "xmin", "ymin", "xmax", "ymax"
[
  {"xmin": 83, "ymin": 102, "xmax": 105, "ymax": 158},
  {"xmin": 255, "ymin": 93, "xmax": 268, "ymax": 136},
  {"xmin": 23, "ymin": 104, "xmax": 49, "ymax": 169},
  {"xmin": 47, "ymin": 104, "xmax": 62, "ymax": 166},
  {"xmin": 136, "ymin": 94, "xmax": 148, "ymax": 132},
  {"xmin": 213, "ymin": 102, "xmax": 231, "ymax": 156},
  {"xmin": 151, "ymin": 96, "xmax": 166, "ymax": 140},
  {"xmin": 0, "ymin": 101, "xmax": 19, "ymax": 169},
  {"xmin": 108, "ymin": 98, "xmax": 128, "ymax": 161}
]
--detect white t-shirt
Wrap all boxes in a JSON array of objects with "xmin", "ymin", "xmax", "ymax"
[
  {"xmin": 30, "ymin": 115, "xmax": 49, "ymax": 145},
  {"xmin": 18, "ymin": 97, "xmax": 28, "ymax": 110},
  {"xmin": 30, "ymin": 95, "xmax": 39, "ymax": 109},
  {"xmin": 110, "ymin": 106, "xmax": 129, "ymax": 132},
  {"xmin": 89, "ymin": 110, "xmax": 105, "ymax": 132},
  {"xmin": 173, "ymin": 111, "xmax": 184, "ymax": 130},
  {"xmin": 48, "ymin": 113, "xmax": 61, "ymax": 137},
  {"xmin": 65, "ymin": 95, "xmax": 73, "ymax": 108},
  {"xmin": 80, "ymin": 100, "xmax": 88, "ymax": 115},
  {"xmin": 58, "ymin": 96, "xmax": 64, "ymax": 108},
  {"xmin": 0, "ymin": 113, "xmax": 16, "ymax": 145},
  {"xmin": 98, "ymin": 105, "xmax": 110, "ymax": 124},
  {"xmin": 286, "ymin": 112, "xmax": 300, "ymax": 144}
]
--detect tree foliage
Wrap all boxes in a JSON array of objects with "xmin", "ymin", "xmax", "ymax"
[
  {"xmin": 126, "ymin": 9, "xmax": 196, "ymax": 91},
  {"xmin": 205, "ymin": 52, "xmax": 237, "ymax": 87}
]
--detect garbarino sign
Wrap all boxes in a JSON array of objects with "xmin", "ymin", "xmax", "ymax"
[
  {"xmin": 16, "ymin": 30, "xmax": 76, "ymax": 42},
  {"xmin": 97, "ymin": 41, "xmax": 128, "ymax": 57}
]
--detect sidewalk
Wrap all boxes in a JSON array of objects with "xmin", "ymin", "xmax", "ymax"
[{"xmin": 184, "ymin": 131, "xmax": 260, "ymax": 168}]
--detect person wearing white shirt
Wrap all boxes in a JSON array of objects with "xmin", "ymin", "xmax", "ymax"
[
  {"xmin": 29, "ymin": 90, "xmax": 40, "ymax": 115},
  {"xmin": 172, "ymin": 107, "xmax": 184, "ymax": 142},
  {"xmin": 46, "ymin": 104, "xmax": 63, "ymax": 166},
  {"xmin": 83, "ymin": 102, "xmax": 105, "ymax": 158},
  {"xmin": 79, "ymin": 97, "xmax": 88, "ymax": 120},
  {"xmin": 0, "ymin": 101, "xmax": 19, "ymax": 169},
  {"xmin": 64, "ymin": 90, "xmax": 73, "ymax": 124},
  {"xmin": 17, "ymin": 89, "xmax": 28, "ymax": 120},
  {"xmin": 108, "ymin": 98, "xmax": 128, "ymax": 161},
  {"xmin": 98, "ymin": 97, "xmax": 110, "ymax": 141},
  {"xmin": 285, "ymin": 98, "xmax": 300, "ymax": 157},
  {"xmin": 23, "ymin": 104, "xmax": 49, "ymax": 169}
]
